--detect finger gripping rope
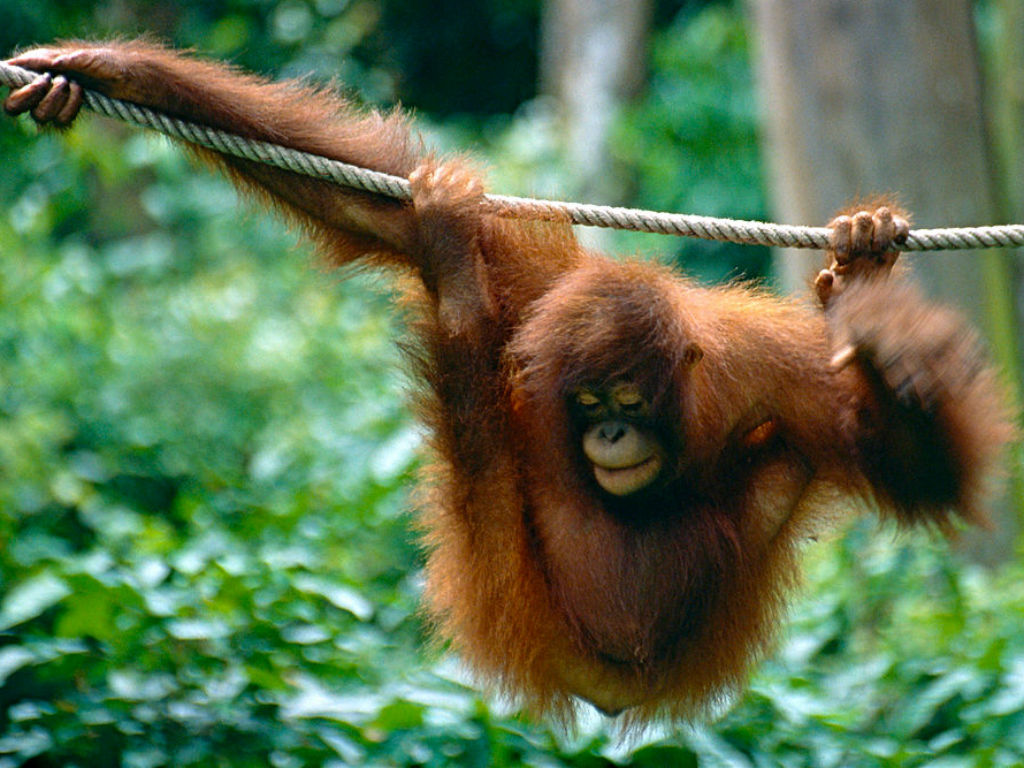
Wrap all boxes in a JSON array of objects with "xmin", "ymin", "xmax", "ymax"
[{"xmin": 2, "ymin": 59, "xmax": 1024, "ymax": 252}]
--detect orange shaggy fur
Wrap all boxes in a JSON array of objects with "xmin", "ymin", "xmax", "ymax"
[{"xmin": 4, "ymin": 40, "xmax": 1014, "ymax": 728}]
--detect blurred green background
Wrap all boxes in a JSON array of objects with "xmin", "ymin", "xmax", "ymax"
[{"xmin": 1, "ymin": 1, "xmax": 1023, "ymax": 766}]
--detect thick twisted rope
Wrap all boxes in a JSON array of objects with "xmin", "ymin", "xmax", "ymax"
[{"xmin": 3, "ymin": 59, "xmax": 1024, "ymax": 251}]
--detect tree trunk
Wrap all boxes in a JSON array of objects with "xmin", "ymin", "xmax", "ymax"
[
  {"xmin": 994, "ymin": 0, "xmax": 1024, "ymax": 215},
  {"xmin": 747, "ymin": 0, "xmax": 1021, "ymax": 562},
  {"xmin": 539, "ymin": 0, "xmax": 652, "ymax": 208}
]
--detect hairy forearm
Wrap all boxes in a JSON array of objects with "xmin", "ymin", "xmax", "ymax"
[
  {"xmin": 6, "ymin": 39, "xmax": 423, "ymax": 257},
  {"xmin": 12, "ymin": 41, "xmax": 412, "ymax": 168},
  {"xmin": 832, "ymin": 278, "xmax": 1012, "ymax": 528}
]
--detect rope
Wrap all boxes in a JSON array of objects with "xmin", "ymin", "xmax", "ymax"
[{"xmin": 3, "ymin": 59, "xmax": 1024, "ymax": 252}]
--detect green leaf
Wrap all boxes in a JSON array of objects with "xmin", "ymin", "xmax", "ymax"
[
  {"xmin": 293, "ymin": 574, "xmax": 374, "ymax": 621},
  {"xmin": 372, "ymin": 700, "xmax": 425, "ymax": 731},
  {"xmin": 0, "ymin": 647, "xmax": 36, "ymax": 686},
  {"xmin": 0, "ymin": 572, "xmax": 71, "ymax": 631}
]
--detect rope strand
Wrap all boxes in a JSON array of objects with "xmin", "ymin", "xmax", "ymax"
[{"xmin": 3, "ymin": 59, "xmax": 1024, "ymax": 252}]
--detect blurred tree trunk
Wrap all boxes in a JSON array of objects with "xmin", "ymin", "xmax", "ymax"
[
  {"xmin": 539, "ymin": 0, "xmax": 653, "ymax": 212},
  {"xmin": 994, "ymin": 0, "xmax": 1024, "ymax": 215},
  {"xmin": 747, "ymin": 0, "xmax": 1021, "ymax": 563}
]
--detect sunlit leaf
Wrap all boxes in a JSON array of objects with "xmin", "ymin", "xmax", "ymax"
[
  {"xmin": 293, "ymin": 574, "xmax": 374, "ymax": 621},
  {"xmin": 0, "ymin": 647, "xmax": 36, "ymax": 686},
  {"xmin": 0, "ymin": 573, "xmax": 70, "ymax": 631}
]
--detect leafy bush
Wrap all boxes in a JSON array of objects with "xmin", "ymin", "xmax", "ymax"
[{"xmin": 614, "ymin": 4, "xmax": 770, "ymax": 283}]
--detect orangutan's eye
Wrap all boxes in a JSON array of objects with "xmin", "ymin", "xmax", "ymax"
[
  {"xmin": 574, "ymin": 389, "xmax": 605, "ymax": 416},
  {"xmin": 612, "ymin": 384, "xmax": 646, "ymax": 414}
]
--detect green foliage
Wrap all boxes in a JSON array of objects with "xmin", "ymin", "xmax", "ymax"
[
  {"xmin": 1, "ymin": 2, "xmax": 1023, "ymax": 766},
  {"xmin": 0, "ymin": 124, "xmax": 428, "ymax": 765},
  {"xmin": 708, "ymin": 531, "xmax": 1024, "ymax": 767},
  {"xmin": 613, "ymin": 4, "xmax": 770, "ymax": 283},
  {"xmin": 470, "ymin": 3, "xmax": 769, "ymax": 285}
]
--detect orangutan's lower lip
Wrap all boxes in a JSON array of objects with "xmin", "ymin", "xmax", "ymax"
[{"xmin": 593, "ymin": 454, "xmax": 662, "ymax": 496}]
